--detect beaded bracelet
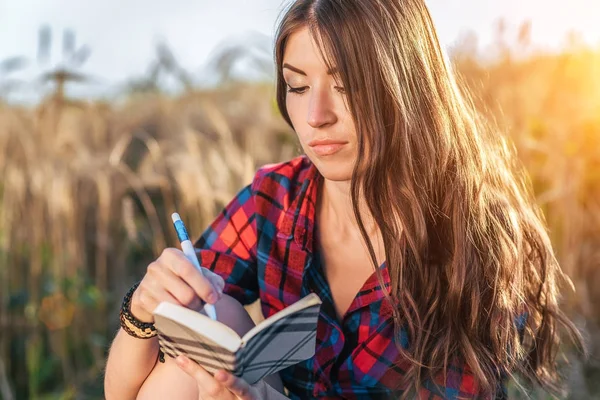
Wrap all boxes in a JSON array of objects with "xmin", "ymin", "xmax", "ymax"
[
  {"xmin": 119, "ymin": 282, "xmax": 165, "ymax": 362},
  {"xmin": 120, "ymin": 282, "xmax": 157, "ymax": 336}
]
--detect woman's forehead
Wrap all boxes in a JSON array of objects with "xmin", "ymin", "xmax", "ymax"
[{"xmin": 283, "ymin": 28, "xmax": 335, "ymax": 75}]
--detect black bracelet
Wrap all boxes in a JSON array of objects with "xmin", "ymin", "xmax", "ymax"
[
  {"xmin": 121, "ymin": 282, "xmax": 156, "ymax": 330},
  {"xmin": 119, "ymin": 282, "xmax": 157, "ymax": 339},
  {"xmin": 119, "ymin": 282, "xmax": 166, "ymax": 362}
]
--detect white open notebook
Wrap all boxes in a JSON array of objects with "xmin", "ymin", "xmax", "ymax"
[{"xmin": 153, "ymin": 293, "xmax": 322, "ymax": 384}]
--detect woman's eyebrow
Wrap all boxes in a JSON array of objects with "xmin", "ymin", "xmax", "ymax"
[{"xmin": 282, "ymin": 63, "xmax": 338, "ymax": 76}]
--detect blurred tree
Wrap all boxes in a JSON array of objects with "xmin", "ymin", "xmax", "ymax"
[
  {"xmin": 0, "ymin": 56, "xmax": 28, "ymax": 98},
  {"xmin": 122, "ymin": 33, "xmax": 273, "ymax": 97},
  {"xmin": 517, "ymin": 20, "xmax": 532, "ymax": 54},
  {"xmin": 206, "ymin": 32, "xmax": 274, "ymax": 84},
  {"xmin": 123, "ymin": 41, "xmax": 194, "ymax": 95},
  {"xmin": 449, "ymin": 30, "xmax": 479, "ymax": 62},
  {"xmin": 494, "ymin": 18, "xmax": 511, "ymax": 63},
  {"xmin": 155, "ymin": 41, "xmax": 194, "ymax": 91},
  {"xmin": 37, "ymin": 25, "xmax": 94, "ymax": 102},
  {"xmin": 123, "ymin": 62, "xmax": 163, "ymax": 95}
]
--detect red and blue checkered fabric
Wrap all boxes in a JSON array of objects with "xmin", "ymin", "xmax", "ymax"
[{"xmin": 193, "ymin": 155, "xmax": 504, "ymax": 399}]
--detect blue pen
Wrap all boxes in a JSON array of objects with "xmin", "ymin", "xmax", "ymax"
[{"xmin": 171, "ymin": 212, "xmax": 218, "ymax": 320}]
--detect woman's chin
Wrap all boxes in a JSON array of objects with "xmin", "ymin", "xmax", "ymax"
[{"xmin": 309, "ymin": 156, "xmax": 354, "ymax": 182}]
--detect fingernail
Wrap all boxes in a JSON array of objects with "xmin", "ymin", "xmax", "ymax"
[{"xmin": 207, "ymin": 291, "xmax": 218, "ymax": 303}]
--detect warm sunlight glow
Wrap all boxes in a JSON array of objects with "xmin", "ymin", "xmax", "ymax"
[{"xmin": 524, "ymin": 0, "xmax": 600, "ymax": 48}]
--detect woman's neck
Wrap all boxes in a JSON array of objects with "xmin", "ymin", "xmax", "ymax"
[{"xmin": 318, "ymin": 177, "xmax": 379, "ymax": 241}]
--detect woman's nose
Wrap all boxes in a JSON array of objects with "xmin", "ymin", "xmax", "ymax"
[{"xmin": 306, "ymin": 88, "xmax": 337, "ymax": 128}]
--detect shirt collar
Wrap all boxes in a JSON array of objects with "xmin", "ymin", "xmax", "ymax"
[
  {"xmin": 277, "ymin": 157, "xmax": 392, "ymax": 300},
  {"xmin": 277, "ymin": 157, "xmax": 320, "ymax": 254}
]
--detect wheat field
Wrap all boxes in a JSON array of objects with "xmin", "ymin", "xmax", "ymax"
[{"xmin": 0, "ymin": 36, "xmax": 599, "ymax": 399}]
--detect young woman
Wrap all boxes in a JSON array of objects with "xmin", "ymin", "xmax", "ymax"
[{"xmin": 104, "ymin": 0, "xmax": 583, "ymax": 399}]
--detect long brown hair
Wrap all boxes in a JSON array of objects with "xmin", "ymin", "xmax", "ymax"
[{"xmin": 274, "ymin": 0, "xmax": 585, "ymax": 397}]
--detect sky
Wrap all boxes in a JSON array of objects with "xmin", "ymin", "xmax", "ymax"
[{"xmin": 1, "ymin": 0, "xmax": 599, "ymax": 102}]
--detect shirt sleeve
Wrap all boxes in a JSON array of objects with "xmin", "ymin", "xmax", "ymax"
[{"xmin": 193, "ymin": 183, "xmax": 259, "ymax": 306}]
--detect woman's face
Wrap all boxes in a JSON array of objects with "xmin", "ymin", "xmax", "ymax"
[{"xmin": 282, "ymin": 27, "xmax": 357, "ymax": 182}]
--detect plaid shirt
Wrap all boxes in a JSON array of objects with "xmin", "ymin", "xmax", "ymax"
[{"xmin": 193, "ymin": 155, "xmax": 504, "ymax": 399}]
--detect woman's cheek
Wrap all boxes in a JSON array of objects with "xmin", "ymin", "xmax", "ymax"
[{"xmin": 286, "ymin": 99, "xmax": 306, "ymax": 136}]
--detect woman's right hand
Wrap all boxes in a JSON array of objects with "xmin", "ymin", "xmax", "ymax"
[{"xmin": 130, "ymin": 248, "xmax": 226, "ymax": 323}]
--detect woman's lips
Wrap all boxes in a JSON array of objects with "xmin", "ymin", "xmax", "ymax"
[{"xmin": 308, "ymin": 139, "xmax": 348, "ymax": 156}]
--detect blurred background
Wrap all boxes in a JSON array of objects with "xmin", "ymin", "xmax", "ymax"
[{"xmin": 0, "ymin": 0, "xmax": 598, "ymax": 398}]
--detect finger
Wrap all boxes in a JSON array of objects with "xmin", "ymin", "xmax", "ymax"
[
  {"xmin": 175, "ymin": 355, "xmax": 229, "ymax": 399},
  {"xmin": 197, "ymin": 263, "xmax": 225, "ymax": 295},
  {"xmin": 141, "ymin": 284, "xmax": 181, "ymax": 309},
  {"xmin": 148, "ymin": 263, "xmax": 202, "ymax": 309},
  {"xmin": 214, "ymin": 370, "xmax": 257, "ymax": 400},
  {"xmin": 160, "ymin": 248, "xmax": 221, "ymax": 304},
  {"xmin": 132, "ymin": 287, "xmax": 160, "ymax": 321},
  {"xmin": 191, "ymin": 249, "xmax": 224, "ymax": 289},
  {"xmin": 207, "ymin": 272, "xmax": 225, "ymax": 293}
]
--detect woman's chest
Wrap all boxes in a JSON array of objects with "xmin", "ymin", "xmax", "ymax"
[
  {"xmin": 318, "ymin": 229, "xmax": 386, "ymax": 318},
  {"xmin": 257, "ymin": 223, "xmax": 386, "ymax": 320},
  {"xmin": 278, "ymin": 287, "xmax": 401, "ymax": 398},
  {"xmin": 256, "ymin": 230, "xmax": 401, "ymax": 397}
]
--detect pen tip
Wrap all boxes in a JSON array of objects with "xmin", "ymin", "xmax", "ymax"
[{"xmin": 171, "ymin": 212, "xmax": 181, "ymax": 224}]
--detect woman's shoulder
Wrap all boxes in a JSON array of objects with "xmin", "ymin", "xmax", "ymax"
[{"xmin": 250, "ymin": 155, "xmax": 315, "ymax": 209}]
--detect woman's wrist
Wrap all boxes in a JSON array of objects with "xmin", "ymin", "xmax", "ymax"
[
  {"xmin": 129, "ymin": 287, "xmax": 154, "ymax": 324},
  {"xmin": 120, "ymin": 282, "xmax": 157, "ymax": 338},
  {"xmin": 119, "ymin": 282, "xmax": 166, "ymax": 363}
]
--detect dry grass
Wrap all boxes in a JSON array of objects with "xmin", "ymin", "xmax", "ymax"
[
  {"xmin": 455, "ymin": 47, "xmax": 600, "ymax": 398},
  {"xmin": 0, "ymin": 43, "xmax": 598, "ymax": 398},
  {"xmin": 0, "ymin": 83, "xmax": 299, "ymax": 398}
]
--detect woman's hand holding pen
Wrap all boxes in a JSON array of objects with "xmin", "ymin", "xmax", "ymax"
[{"xmin": 130, "ymin": 247, "xmax": 225, "ymax": 323}]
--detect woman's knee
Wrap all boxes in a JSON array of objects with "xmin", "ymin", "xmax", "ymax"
[{"xmin": 212, "ymin": 294, "xmax": 256, "ymax": 337}]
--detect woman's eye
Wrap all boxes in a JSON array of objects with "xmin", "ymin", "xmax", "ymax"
[
  {"xmin": 287, "ymin": 85, "xmax": 308, "ymax": 94},
  {"xmin": 286, "ymin": 85, "xmax": 346, "ymax": 95}
]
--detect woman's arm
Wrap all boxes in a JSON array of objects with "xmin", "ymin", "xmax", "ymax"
[
  {"xmin": 104, "ymin": 183, "xmax": 261, "ymax": 399},
  {"xmin": 104, "ymin": 327, "xmax": 161, "ymax": 400},
  {"xmin": 104, "ymin": 255, "xmax": 224, "ymax": 400}
]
